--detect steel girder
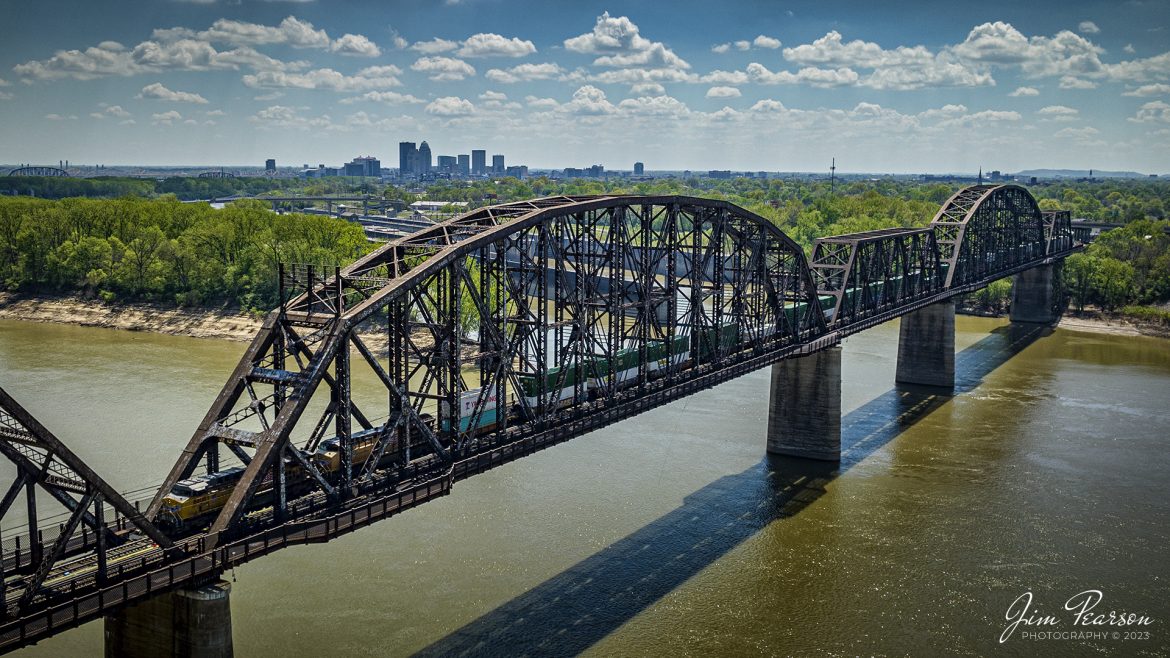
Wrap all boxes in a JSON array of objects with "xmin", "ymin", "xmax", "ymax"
[
  {"xmin": 0, "ymin": 387, "xmax": 172, "ymax": 609},
  {"xmin": 147, "ymin": 195, "xmax": 825, "ymax": 543},
  {"xmin": 1042, "ymin": 210, "xmax": 1074, "ymax": 255},
  {"xmin": 810, "ymin": 227, "xmax": 943, "ymax": 327},
  {"xmin": 930, "ymin": 184, "xmax": 1047, "ymax": 288}
]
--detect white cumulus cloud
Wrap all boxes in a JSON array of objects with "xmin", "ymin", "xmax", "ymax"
[
  {"xmin": 456, "ymin": 33, "xmax": 536, "ymax": 58},
  {"xmin": 137, "ymin": 82, "xmax": 208, "ymax": 103},
  {"xmin": 1123, "ymin": 83, "xmax": 1170, "ymax": 97},
  {"xmin": 331, "ymin": 34, "xmax": 382, "ymax": 57},
  {"xmin": 565, "ymin": 12, "xmax": 690, "ymax": 70},
  {"xmin": 706, "ymin": 86, "xmax": 742, "ymax": 98},
  {"xmin": 1130, "ymin": 100, "xmax": 1170, "ymax": 123},
  {"xmin": 485, "ymin": 62, "xmax": 563, "ymax": 83},
  {"xmin": 411, "ymin": 56, "xmax": 476, "ymax": 81},
  {"xmin": 410, "ymin": 38, "xmax": 459, "ymax": 54},
  {"xmin": 243, "ymin": 65, "xmax": 403, "ymax": 91},
  {"xmin": 753, "ymin": 35, "xmax": 781, "ymax": 49},
  {"xmin": 151, "ymin": 110, "xmax": 183, "ymax": 125},
  {"xmin": 559, "ymin": 85, "xmax": 616, "ymax": 115},
  {"xmin": 425, "ymin": 96, "xmax": 475, "ymax": 116},
  {"xmin": 338, "ymin": 91, "xmax": 425, "ymax": 105}
]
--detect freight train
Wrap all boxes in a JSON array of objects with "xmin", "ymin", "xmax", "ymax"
[{"xmin": 155, "ymin": 296, "xmax": 840, "ymax": 534}]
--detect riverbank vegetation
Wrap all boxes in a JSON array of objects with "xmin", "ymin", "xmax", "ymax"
[
  {"xmin": 0, "ymin": 197, "xmax": 369, "ymax": 311},
  {"xmin": 1, "ymin": 175, "xmax": 1167, "ymax": 325}
]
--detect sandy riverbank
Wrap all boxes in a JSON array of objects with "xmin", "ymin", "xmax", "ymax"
[
  {"xmin": 1056, "ymin": 314, "xmax": 1169, "ymax": 338},
  {"xmin": 0, "ymin": 293, "xmax": 264, "ymax": 341},
  {"xmin": 4, "ymin": 293, "xmax": 1167, "ymax": 343}
]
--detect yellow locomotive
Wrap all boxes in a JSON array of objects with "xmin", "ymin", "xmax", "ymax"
[
  {"xmin": 156, "ymin": 466, "xmax": 246, "ymax": 530},
  {"xmin": 155, "ymin": 417, "xmax": 436, "ymax": 532}
]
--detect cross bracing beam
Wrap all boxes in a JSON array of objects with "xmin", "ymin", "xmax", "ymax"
[
  {"xmin": 811, "ymin": 227, "xmax": 943, "ymax": 327},
  {"xmin": 0, "ymin": 386, "xmax": 173, "ymax": 607},
  {"xmin": 929, "ymin": 184, "xmax": 1048, "ymax": 288}
]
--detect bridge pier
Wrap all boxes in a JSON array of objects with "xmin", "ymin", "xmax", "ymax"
[
  {"xmin": 105, "ymin": 580, "xmax": 233, "ymax": 658},
  {"xmin": 1010, "ymin": 263, "xmax": 1061, "ymax": 324},
  {"xmin": 895, "ymin": 301, "xmax": 955, "ymax": 389},
  {"xmin": 766, "ymin": 346, "xmax": 841, "ymax": 461}
]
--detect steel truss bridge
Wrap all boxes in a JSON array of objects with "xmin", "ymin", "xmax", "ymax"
[
  {"xmin": 3, "ymin": 167, "xmax": 69, "ymax": 178},
  {"xmin": 0, "ymin": 185, "xmax": 1080, "ymax": 651}
]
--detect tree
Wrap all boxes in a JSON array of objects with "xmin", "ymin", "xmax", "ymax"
[
  {"xmin": 1092, "ymin": 257, "xmax": 1135, "ymax": 311},
  {"xmin": 1063, "ymin": 253, "xmax": 1096, "ymax": 312}
]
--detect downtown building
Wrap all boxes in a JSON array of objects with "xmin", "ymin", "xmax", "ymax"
[{"xmin": 344, "ymin": 156, "xmax": 381, "ymax": 177}]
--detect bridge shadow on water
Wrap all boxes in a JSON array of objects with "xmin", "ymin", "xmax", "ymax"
[{"xmin": 413, "ymin": 323, "xmax": 1050, "ymax": 658}]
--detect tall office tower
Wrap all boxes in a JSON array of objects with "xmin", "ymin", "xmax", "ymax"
[
  {"xmin": 458, "ymin": 154, "xmax": 470, "ymax": 176},
  {"xmin": 266, "ymin": 158, "xmax": 277, "ymax": 172},
  {"xmin": 437, "ymin": 155, "xmax": 457, "ymax": 173},
  {"xmin": 344, "ymin": 156, "xmax": 380, "ymax": 177},
  {"xmin": 471, "ymin": 150, "xmax": 486, "ymax": 175},
  {"xmin": 417, "ymin": 141, "xmax": 432, "ymax": 175},
  {"xmin": 399, "ymin": 142, "xmax": 416, "ymax": 176},
  {"xmin": 634, "ymin": 162, "xmax": 644, "ymax": 176},
  {"xmin": 492, "ymin": 154, "xmax": 505, "ymax": 174}
]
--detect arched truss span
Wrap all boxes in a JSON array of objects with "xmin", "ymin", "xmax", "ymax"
[
  {"xmin": 147, "ymin": 195, "xmax": 825, "ymax": 538},
  {"xmin": 929, "ymin": 184, "xmax": 1047, "ymax": 287},
  {"xmin": 197, "ymin": 171, "xmax": 235, "ymax": 178},
  {"xmin": 5, "ymin": 167, "xmax": 69, "ymax": 177}
]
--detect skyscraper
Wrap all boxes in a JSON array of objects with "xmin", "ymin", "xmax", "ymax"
[
  {"xmin": 634, "ymin": 162, "xmax": 644, "ymax": 176},
  {"xmin": 345, "ymin": 156, "xmax": 380, "ymax": 177},
  {"xmin": 437, "ymin": 155, "xmax": 457, "ymax": 173},
  {"xmin": 417, "ymin": 141, "xmax": 432, "ymax": 176},
  {"xmin": 399, "ymin": 142, "xmax": 416, "ymax": 176},
  {"xmin": 471, "ymin": 150, "xmax": 486, "ymax": 176},
  {"xmin": 492, "ymin": 154, "xmax": 505, "ymax": 174},
  {"xmin": 265, "ymin": 158, "xmax": 276, "ymax": 172},
  {"xmin": 458, "ymin": 154, "xmax": 470, "ymax": 176}
]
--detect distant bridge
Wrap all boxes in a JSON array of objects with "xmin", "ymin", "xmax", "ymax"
[
  {"xmin": 3, "ymin": 167, "xmax": 69, "ymax": 178},
  {"xmin": 0, "ymin": 185, "xmax": 1081, "ymax": 653}
]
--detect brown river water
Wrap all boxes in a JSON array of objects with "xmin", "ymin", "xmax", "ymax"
[{"xmin": 1, "ymin": 315, "xmax": 1168, "ymax": 657}]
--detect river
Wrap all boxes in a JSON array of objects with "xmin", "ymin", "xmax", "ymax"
[{"xmin": 2, "ymin": 315, "xmax": 1168, "ymax": 656}]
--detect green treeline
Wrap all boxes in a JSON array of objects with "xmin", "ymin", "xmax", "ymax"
[
  {"xmin": 0, "ymin": 175, "xmax": 363, "ymax": 201},
  {"xmin": 0, "ymin": 197, "xmax": 370, "ymax": 310},
  {"xmin": 1063, "ymin": 220, "xmax": 1170, "ymax": 312},
  {"xmin": 1, "ymin": 175, "xmax": 1167, "ymax": 318}
]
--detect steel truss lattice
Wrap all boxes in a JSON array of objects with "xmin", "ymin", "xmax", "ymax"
[{"xmin": 146, "ymin": 195, "xmax": 825, "ymax": 542}]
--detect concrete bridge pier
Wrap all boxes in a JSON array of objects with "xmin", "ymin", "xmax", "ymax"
[
  {"xmin": 895, "ymin": 301, "xmax": 955, "ymax": 389},
  {"xmin": 105, "ymin": 580, "xmax": 233, "ymax": 658},
  {"xmin": 766, "ymin": 346, "xmax": 841, "ymax": 461},
  {"xmin": 1010, "ymin": 263, "xmax": 1061, "ymax": 324}
]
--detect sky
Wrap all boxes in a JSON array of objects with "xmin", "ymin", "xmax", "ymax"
[{"xmin": 1, "ymin": 0, "xmax": 1169, "ymax": 173}]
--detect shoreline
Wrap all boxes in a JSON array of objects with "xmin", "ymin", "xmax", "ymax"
[
  {"xmin": 2, "ymin": 294, "xmax": 1167, "ymax": 343},
  {"xmin": 1055, "ymin": 314, "xmax": 1169, "ymax": 338},
  {"xmin": 0, "ymin": 293, "xmax": 263, "ymax": 342}
]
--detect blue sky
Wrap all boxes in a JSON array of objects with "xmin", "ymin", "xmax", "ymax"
[{"xmin": 2, "ymin": 0, "xmax": 1169, "ymax": 173}]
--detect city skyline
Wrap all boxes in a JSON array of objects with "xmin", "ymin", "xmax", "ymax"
[{"xmin": 2, "ymin": 1, "xmax": 1170, "ymax": 173}]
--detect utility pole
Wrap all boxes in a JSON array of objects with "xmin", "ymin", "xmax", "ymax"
[{"xmin": 830, "ymin": 157, "xmax": 836, "ymax": 195}]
